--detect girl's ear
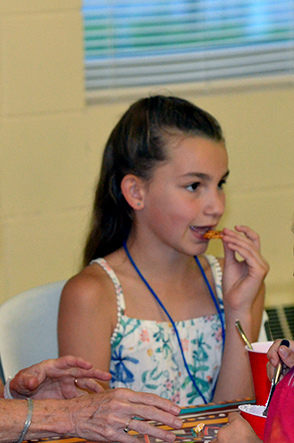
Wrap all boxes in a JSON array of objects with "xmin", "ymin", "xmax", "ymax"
[{"xmin": 121, "ymin": 174, "xmax": 146, "ymax": 210}]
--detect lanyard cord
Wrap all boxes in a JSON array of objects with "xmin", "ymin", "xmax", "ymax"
[
  {"xmin": 194, "ymin": 256, "xmax": 226, "ymax": 400},
  {"xmin": 123, "ymin": 240, "xmax": 225, "ymax": 404},
  {"xmin": 194, "ymin": 256, "xmax": 226, "ymax": 355},
  {"xmin": 123, "ymin": 240, "xmax": 206, "ymax": 403}
]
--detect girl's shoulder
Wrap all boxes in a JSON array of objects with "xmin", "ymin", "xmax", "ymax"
[{"xmin": 60, "ymin": 261, "xmax": 115, "ymax": 308}]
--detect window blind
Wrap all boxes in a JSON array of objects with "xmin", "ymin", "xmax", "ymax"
[{"xmin": 83, "ymin": 0, "xmax": 294, "ymax": 92}]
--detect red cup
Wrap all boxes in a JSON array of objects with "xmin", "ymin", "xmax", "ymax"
[
  {"xmin": 239, "ymin": 404, "xmax": 266, "ymax": 440},
  {"xmin": 246, "ymin": 341, "xmax": 273, "ymax": 405}
]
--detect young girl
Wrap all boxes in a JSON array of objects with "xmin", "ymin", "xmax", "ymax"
[{"xmin": 58, "ymin": 95, "xmax": 269, "ymax": 406}]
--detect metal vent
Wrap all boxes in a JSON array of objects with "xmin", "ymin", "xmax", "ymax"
[{"xmin": 265, "ymin": 305, "xmax": 294, "ymax": 341}]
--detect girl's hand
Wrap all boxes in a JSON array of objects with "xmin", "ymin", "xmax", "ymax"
[
  {"xmin": 221, "ymin": 225, "xmax": 269, "ymax": 313},
  {"xmin": 213, "ymin": 227, "xmax": 268, "ymax": 402},
  {"xmin": 10, "ymin": 355, "xmax": 112, "ymax": 399}
]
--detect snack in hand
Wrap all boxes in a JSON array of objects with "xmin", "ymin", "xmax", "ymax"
[{"xmin": 203, "ymin": 230, "xmax": 223, "ymax": 239}]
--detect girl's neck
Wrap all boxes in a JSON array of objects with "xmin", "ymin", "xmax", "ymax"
[{"xmin": 124, "ymin": 233, "xmax": 198, "ymax": 278}]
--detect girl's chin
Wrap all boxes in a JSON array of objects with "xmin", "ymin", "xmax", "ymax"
[{"xmin": 184, "ymin": 242, "xmax": 209, "ymax": 257}]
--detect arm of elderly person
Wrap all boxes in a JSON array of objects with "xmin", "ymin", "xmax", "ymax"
[{"xmin": 0, "ymin": 388, "xmax": 182, "ymax": 443}]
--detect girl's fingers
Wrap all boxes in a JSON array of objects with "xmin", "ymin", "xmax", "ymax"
[
  {"xmin": 223, "ymin": 228, "xmax": 260, "ymax": 253},
  {"xmin": 222, "ymin": 228, "xmax": 268, "ymax": 273},
  {"xmin": 224, "ymin": 240, "xmax": 267, "ymax": 272},
  {"xmin": 225, "ymin": 240, "xmax": 268, "ymax": 271},
  {"xmin": 234, "ymin": 225, "xmax": 261, "ymax": 248},
  {"xmin": 223, "ymin": 226, "xmax": 259, "ymax": 245}
]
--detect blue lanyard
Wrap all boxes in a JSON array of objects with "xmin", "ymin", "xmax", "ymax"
[
  {"xmin": 194, "ymin": 256, "xmax": 226, "ymax": 356},
  {"xmin": 123, "ymin": 240, "xmax": 226, "ymax": 404}
]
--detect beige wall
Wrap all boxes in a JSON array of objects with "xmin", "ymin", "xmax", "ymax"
[
  {"xmin": 0, "ymin": 0, "xmax": 88, "ymax": 302},
  {"xmin": 0, "ymin": 1, "xmax": 294, "ymax": 308}
]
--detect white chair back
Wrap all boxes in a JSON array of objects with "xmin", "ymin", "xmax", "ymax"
[
  {"xmin": 258, "ymin": 310, "xmax": 270, "ymax": 342},
  {"xmin": 0, "ymin": 280, "xmax": 66, "ymax": 379}
]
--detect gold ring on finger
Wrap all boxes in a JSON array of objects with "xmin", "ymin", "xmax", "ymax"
[{"xmin": 124, "ymin": 419, "xmax": 132, "ymax": 433}]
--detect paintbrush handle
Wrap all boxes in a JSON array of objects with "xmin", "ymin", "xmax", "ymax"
[{"xmin": 235, "ymin": 319, "xmax": 253, "ymax": 350}]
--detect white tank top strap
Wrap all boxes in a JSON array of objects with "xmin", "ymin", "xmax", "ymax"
[
  {"xmin": 203, "ymin": 254, "xmax": 223, "ymax": 302},
  {"xmin": 90, "ymin": 258, "xmax": 126, "ymax": 344}
]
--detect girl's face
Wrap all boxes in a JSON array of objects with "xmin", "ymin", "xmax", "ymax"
[{"xmin": 139, "ymin": 135, "xmax": 229, "ymax": 257}]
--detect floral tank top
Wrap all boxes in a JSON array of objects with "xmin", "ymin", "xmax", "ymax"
[{"xmin": 92, "ymin": 255, "xmax": 224, "ymax": 407}]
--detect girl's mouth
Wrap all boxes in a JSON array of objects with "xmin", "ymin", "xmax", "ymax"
[{"xmin": 190, "ymin": 226, "xmax": 213, "ymax": 239}]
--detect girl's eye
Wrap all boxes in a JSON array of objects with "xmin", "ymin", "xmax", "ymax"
[
  {"xmin": 186, "ymin": 182, "xmax": 200, "ymax": 192},
  {"xmin": 218, "ymin": 179, "xmax": 227, "ymax": 189}
]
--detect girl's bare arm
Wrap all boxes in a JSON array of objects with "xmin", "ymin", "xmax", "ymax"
[
  {"xmin": 213, "ymin": 226, "xmax": 269, "ymax": 403},
  {"xmin": 58, "ymin": 267, "xmax": 115, "ymax": 385}
]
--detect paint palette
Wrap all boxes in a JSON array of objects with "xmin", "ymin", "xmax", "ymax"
[{"xmin": 130, "ymin": 400, "xmax": 254, "ymax": 443}]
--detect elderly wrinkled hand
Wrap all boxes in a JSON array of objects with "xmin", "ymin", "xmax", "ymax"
[
  {"xmin": 9, "ymin": 355, "xmax": 111, "ymax": 399},
  {"xmin": 70, "ymin": 388, "xmax": 182, "ymax": 443}
]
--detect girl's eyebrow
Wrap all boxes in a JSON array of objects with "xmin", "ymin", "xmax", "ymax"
[
  {"xmin": 182, "ymin": 170, "xmax": 230, "ymax": 180},
  {"xmin": 221, "ymin": 170, "xmax": 230, "ymax": 180}
]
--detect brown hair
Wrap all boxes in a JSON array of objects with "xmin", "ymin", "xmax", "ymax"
[{"xmin": 83, "ymin": 95, "xmax": 224, "ymax": 265}]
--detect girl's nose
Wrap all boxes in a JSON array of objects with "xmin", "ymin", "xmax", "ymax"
[{"xmin": 204, "ymin": 191, "xmax": 225, "ymax": 217}]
